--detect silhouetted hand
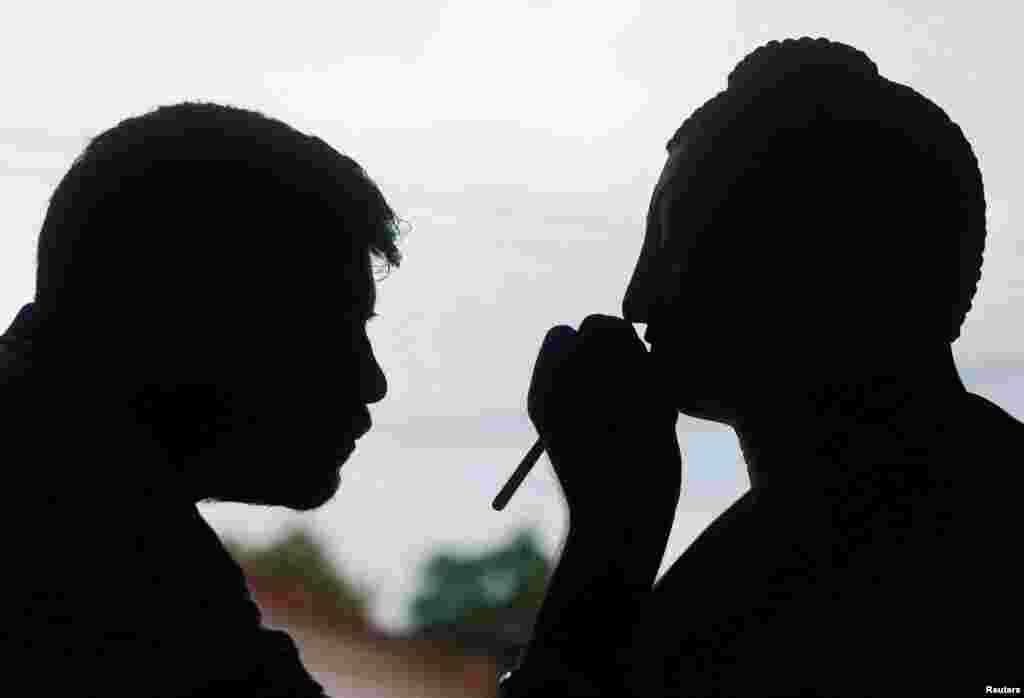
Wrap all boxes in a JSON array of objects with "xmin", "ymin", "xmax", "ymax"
[{"xmin": 527, "ymin": 314, "xmax": 681, "ymax": 532}]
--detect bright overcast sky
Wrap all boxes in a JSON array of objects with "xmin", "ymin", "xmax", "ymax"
[{"xmin": 3, "ymin": 0, "xmax": 1021, "ymax": 631}]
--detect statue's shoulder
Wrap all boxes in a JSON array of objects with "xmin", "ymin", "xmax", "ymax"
[{"xmin": 963, "ymin": 390, "xmax": 1024, "ymax": 443}]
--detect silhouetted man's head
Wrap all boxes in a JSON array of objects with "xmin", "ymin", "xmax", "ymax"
[
  {"xmin": 624, "ymin": 37, "xmax": 985, "ymax": 425},
  {"xmin": 26, "ymin": 102, "xmax": 402, "ymax": 510}
]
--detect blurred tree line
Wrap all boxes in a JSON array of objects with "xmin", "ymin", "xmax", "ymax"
[
  {"xmin": 409, "ymin": 529, "xmax": 552, "ymax": 671},
  {"xmin": 223, "ymin": 526, "xmax": 373, "ymax": 633},
  {"xmin": 221, "ymin": 524, "xmax": 552, "ymax": 671}
]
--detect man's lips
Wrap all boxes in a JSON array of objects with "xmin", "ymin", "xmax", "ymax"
[
  {"xmin": 352, "ymin": 413, "xmax": 372, "ymax": 439},
  {"xmin": 335, "ymin": 411, "xmax": 372, "ymax": 461},
  {"xmin": 340, "ymin": 411, "xmax": 372, "ymax": 444}
]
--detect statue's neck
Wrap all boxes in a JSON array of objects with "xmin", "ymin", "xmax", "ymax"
[{"xmin": 737, "ymin": 347, "xmax": 965, "ymax": 489}]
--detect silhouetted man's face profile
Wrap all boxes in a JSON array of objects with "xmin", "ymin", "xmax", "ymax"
[
  {"xmin": 37, "ymin": 257, "xmax": 390, "ymax": 513},
  {"xmin": 23, "ymin": 102, "xmax": 402, "ymax": 513},
  {"xmin": 181, "ymin": 265, "xmax": 387, "ymax": 512}
]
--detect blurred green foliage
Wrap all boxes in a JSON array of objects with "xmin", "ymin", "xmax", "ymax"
[
  {"xmin": 223, "ymin": 526, "xmax": 371, "ymax": 621},
  {"xmin": 410, "ymin": 529, "xmax": 551, "ymax": 636}
]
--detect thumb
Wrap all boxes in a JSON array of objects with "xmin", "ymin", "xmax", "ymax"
[{"xmin": 527, "ymin": 324, "xmax": 577, "ymax": 432}]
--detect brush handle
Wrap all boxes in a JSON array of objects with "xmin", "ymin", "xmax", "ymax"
[{"xmin": 492, "ymin": 437, "xmax": 546, "ymax": 511}]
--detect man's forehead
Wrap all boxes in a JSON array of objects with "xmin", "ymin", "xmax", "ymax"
[{"xmin": 283, "ymin": 260, "xmax": 374, "ymax": 325}]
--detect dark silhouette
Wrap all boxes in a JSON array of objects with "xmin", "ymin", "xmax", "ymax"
[
  {"xmin": 504, "ymin": 38, "xmax": 1022, "ymax": 696},
  {"xmin": 2, "ymin": 103, "xmax": 401, "ymax": 696}
]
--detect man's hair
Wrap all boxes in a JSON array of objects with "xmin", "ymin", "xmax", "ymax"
[
  {"xmin": 661, "ymin": 37, "xmax": 985, "ymax": 344},
  {"xmin": 31, "ymin": 102, "xmax": 402, "ymax": 373}
]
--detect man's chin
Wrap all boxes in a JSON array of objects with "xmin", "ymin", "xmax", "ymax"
[
  {"xmin": 676, "ymin": 397, "xmax": 740, "ymax": 427},
  {"xmin": 204, "ymin": 465, "xmax": 344, "ymax": 511},
  {"xmin": 279, "ymin": 479, "xmax": 340, "ymax": 511}
]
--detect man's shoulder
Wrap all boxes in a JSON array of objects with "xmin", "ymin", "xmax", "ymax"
[{"xmin": 11, "ymin": 493, "xmax": 326, "ymax": 695}]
